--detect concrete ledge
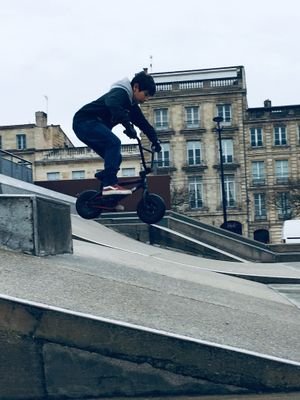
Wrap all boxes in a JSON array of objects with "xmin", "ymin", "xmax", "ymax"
[
  {"xmin": 0, "ymin": 295, "xmax": 299, "ymax": 399},
  {"xmin": 0, "ymin": 194, "xmax": 73, "ymax": 255},
  {"xmin": 98, "ymin": 212, "xmax": 300, "ymax": 263},
  {"xmin": 148, "ymin": 224, "xmax": 246, "ymax": 262}
]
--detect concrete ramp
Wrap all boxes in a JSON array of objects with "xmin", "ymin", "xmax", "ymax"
[
  {"xmin": 1, "ymin": 175, "xmax": 300, "ymax": 397},
  {"xmin": 72, "ymin": 215, "xmax": 300, "ymax": 285},
  {"xmin": 1, "ymin": 216, "xmax": 300, "ymax": 397},
  {"xmin": 0, "ymin": 173, "xmax": 76, "ymax": 210},
  {"xmin": 99, "ymin": 211, "xmax": 300, "ymax": 263}
]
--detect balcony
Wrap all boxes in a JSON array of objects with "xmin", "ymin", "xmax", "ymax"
[
  {"xmin": 278, "ymin": 211, "xmax": 292, "ymax": 220},
  {"xmin": 155, "ymin": 78, "xmax": 240, "ymax": 95},
  {"xmin": 213, "ymin": 161, "xmax": 240, "ymax": 171},
  {"xmin": 153, "ymin": 160, "xmax": 176, "ymax": 175},
  {"xmin": 35, "ymin": 144, "xmax": 140, "ymax": 162},
  {"xmin": 254, "ymin": 214, "xmax": 267, "ymax": 221},
  {"xmin": 276, "ymin": 177, "xmax": 289, "ymax": 185},
  {"xmin": 155, "ymin": 128, "xmax": 175, "ymax": 138},
  {"xmin": 182, "ymin": 162, "xmax": 208, "ymax": 173},
  {"xmin": 180, "ymin": 127, "xmax": 206, "ymax": 137},
  {"xmin": 252, "ymin": 178, "xmax": 266, "ymax": 186}
]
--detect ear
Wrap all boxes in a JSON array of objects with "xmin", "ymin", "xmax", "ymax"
[{"xmin": 133, "ymin": 83, "xmax": 140, "ymax": 92}]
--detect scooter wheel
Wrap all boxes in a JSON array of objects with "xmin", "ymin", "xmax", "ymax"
[
  {"xmin": 137, "ymin": 193, "xmax": 166, "ymax": 224},
  {"xmin": 76, "ymin": 190, "xmax": 102, "ymax": 219}
]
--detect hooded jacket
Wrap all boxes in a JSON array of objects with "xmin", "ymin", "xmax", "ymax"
[{"xmin": 73, "ymin": 78, "xmax": 157, "ymax": 143}]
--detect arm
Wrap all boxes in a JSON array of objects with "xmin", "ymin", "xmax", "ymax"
[
  {"xmin": 129, "ymin": 104, "xmax": 157, "ymax": 143},
  {"xmin": 104, "ymin": 88, "xmax": 132, "ymax": 126}
]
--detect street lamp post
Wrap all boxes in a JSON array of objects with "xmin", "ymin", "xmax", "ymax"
[{"xmin": 213, "ymin": 116, "xmax": 227, "ymax": 227}]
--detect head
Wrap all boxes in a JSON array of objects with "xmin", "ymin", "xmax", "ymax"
[{"xmin": 131, "ymin": 71, "xmax": 156, "ymax": 104}]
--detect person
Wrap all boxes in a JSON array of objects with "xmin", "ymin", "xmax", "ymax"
[{"xmin": 72, "ymin": 70, "xmax": 161, "ymax": 196}]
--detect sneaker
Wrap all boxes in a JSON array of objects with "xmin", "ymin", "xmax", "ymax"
[{"xmin": 102, "ymin": 185, "xmax": 132, "ymax": 196}]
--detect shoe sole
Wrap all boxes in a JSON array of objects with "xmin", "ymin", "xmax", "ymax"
[{"xmin": 102, "ymin": 191, "xmax": 132, "ymax": 196}]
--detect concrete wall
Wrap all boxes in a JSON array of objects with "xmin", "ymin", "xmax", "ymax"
[
  {"xmin": 0, "ymin": 295, "xmax": 300, "ymax": 399},
  {"xmin": 0, "ymin": 194, "xmax": 72, "ymax": 256},
  {"xmin": 99, "ymin": 211, "xmax": 300, "ymax": 263}
]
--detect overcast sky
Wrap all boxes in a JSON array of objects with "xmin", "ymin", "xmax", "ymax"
[{"xmin": 1, "ymin": 0, "xmax": 299, "ymax": 145}]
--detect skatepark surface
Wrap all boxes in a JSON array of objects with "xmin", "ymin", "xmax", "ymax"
[
  {"xmin": 1, "ymin": 214, "xmax": 300, "ymax": 364},
  {"xmin": 1, "ymin": 172, "xmax": 300, "ymax": 398}
]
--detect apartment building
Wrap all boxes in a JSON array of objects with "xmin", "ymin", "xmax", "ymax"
[
  {"xmin": 140, "ymin": 67, "xmax": 300, "ymax": 243},
  {"xmin": 141, "ymin": 66, "xmax": 249, "ymax": 234},
  {"xmin": 245, "ymin": 100, "xmax": 300, "ymax": 243}
]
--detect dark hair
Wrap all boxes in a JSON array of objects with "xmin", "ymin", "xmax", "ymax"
[{"xmin": 131, "ymin": 71, "xmax": 156, "ymax": 96}]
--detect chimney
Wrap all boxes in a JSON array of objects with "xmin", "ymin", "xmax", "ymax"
[
  {"xmin": 35, "ymin": 111, "xmax": 47, "ymax": 127},
  {"xmin": 264, "ymin": 99, "xmax": 272, "ymax": 108}
]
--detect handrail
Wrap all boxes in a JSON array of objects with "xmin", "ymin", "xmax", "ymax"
[
  {"xmin": 0, "ymin": 149, "xmax": 32, "ymax": 166},
  {"xmin": 0, "ymin": 149, "xmax": 33, "ymax": 182}
]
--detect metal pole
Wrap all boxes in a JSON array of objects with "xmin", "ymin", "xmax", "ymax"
[{"xmin": 213, "ymin": 117, "xmax": 227, "ymax": 227}]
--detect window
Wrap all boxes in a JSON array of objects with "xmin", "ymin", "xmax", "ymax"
[
  {"xmin": 16, "ymin": 134, "xmax": 26, "ymax": 150},
  {"xmin": 250, "ymin": 128, "xmax": 263, "ymax": 147},
  {"xmin": 221, "ymin": 139, "xmax": 233, "ymax": 163},
  {"xmin": 47, "ymin": 172, "xmax": 60, "ymax": 181},
  {"xmin": 187, "ymin": 141, "xmax": 201, "ymax": 166},
  {"xmin": 275, "ymin": 160, "xmax": 289, "ymax": 183},
  {"xmin": 154, "ymin": 108, "xmax": 168, "ymax": 130},
  {"xmin": 277, "ymin": 192, "xmax": 291, "ymax": 218},
  {"xmin": 224, "ymin": 175, "xmax": 236, "ymax": 207},
  {"xmin": 254, "ymin": 193, "xmax": 267, "ymax": 219},
  {"xmin": 185, "ymin": 106, "xmax": 200, "ymax": 128},
  {"xmin": 0, "ymin": 135, "xmax": 2, "ymax": 149},
  {"xmin": 72, "ymin": 170, "xmax": 85, "ymax": 180},
  {"xmin": 121, "ymin": 167, "xmax": 135, "ymax": 177},
  {"xmin": 157, "ymin": 143, "xmax": 170, "ymax": 167},
  {"xmin": 216, "ymin": 104, "xmax": 231, "ymax": 124},
  {"xmin": 274, "ymin": 126, "xmax": 287, "ymax": 146},
  {"xmin": 188, "ymin": 176, "xmax": 203, "ymax": 209},
  {"xmin": 298, "ymin": 126, "xmax": 300, "ymax": 144},
  {"xmin": 251, "ymin": 161, "xmax": 265, "ymax": 185}
]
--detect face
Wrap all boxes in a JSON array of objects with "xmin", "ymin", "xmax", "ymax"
[{"xmin": 133, "ymin": 83, "xmax": 151, "ymax": 104}]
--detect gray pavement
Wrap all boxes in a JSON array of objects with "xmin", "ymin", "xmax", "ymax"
[{"xmin": 0, "ymin": 215, "xmax": 300, "ymax": 364}]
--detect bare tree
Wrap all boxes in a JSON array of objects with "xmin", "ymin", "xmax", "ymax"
[
  {"xmin": 171, "ymin": 185, "xmax": 189, "ymax": 213},
  {"xmin": 286, "ymin": 179, "xmax": 300, "ymax": 217},
  {"xmin": 267, "ymin": 178, "xmax": 300, "ymax": 219}
]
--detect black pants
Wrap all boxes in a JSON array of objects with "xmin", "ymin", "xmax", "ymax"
[{"xmin": 73, "ymin": 118, "xmax": 122, "ymax": 186}]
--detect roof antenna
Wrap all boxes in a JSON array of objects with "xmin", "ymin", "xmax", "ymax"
[{"xmin": 44, "ymin": 95, "xmax": 48, "ymax": 116}]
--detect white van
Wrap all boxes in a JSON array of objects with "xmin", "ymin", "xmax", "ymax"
[{"xmin": 282, "ymin": 220, "xmax": 300, "ymax": 243}]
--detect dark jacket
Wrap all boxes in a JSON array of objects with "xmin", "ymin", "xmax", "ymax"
[{"xmin": 73, "ymin": 78, "xmax": 157, "ymax": 143}]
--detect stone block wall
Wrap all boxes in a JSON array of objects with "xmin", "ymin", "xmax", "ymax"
[
  {"xmin": 0, "ymin": 194, "xmax": 73, "ymax": 255},
  {"xmin": 0, "ymin": 296, "xmax": 300, "ymax": 399}
]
